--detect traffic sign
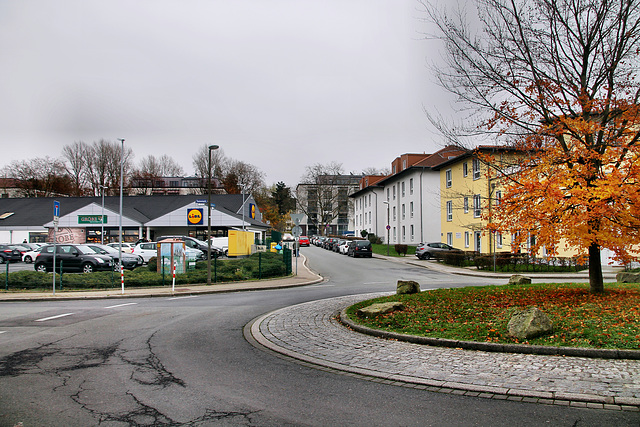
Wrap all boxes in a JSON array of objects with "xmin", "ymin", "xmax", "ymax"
[
  {"xmin": 290, "ymin": 213, "xmax": 305, "ymax": 225},
  {"xmin": 292, "ymin": 225, "xmax": 303, "ymax": 237},
  {"xmin": 53, "ymin": 200, "xmax": 60, "ymax": 221}
]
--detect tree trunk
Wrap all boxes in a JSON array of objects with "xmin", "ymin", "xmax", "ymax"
[{"xmin": 588, "ymin": 243, "xmax": 604, "ymax": 293}]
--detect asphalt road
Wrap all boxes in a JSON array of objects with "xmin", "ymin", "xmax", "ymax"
[{"xmin": 0, "ymin": 246, "xmax": 637, "ymax": 426}]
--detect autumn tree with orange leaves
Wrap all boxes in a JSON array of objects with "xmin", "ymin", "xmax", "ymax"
[{"xmin": 425, "ymin": 0, "xmax": 640, "ymax": 292}]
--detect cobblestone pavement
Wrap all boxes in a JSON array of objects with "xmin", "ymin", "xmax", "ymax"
[{"xmin": 250, "ymin": 293, "xmax": 640, "ymax": 411}]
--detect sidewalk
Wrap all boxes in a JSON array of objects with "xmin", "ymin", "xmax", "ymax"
[
  {"xmin": 0, "ymin": 255, "xmax": 323, "ymax": 302},
  {"xmin": 372, "ymin": 253, "xmax": 622, "ymax": 281}
]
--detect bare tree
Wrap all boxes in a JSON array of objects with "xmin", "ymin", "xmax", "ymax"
[
  {"xmin": 424, "ymin": 0, "xmax": 640, "ymax": 291},
  {"xmin": 85, "ymin": 139, "xmax": 134, "ymax": 195},
  {"xmin": 296, "ymin": 162, "xmax": 359, "ymax": 235},
  {"xmin": 61, "ymin": 141, "xmax": 91, "ymax": 196},
  {"xmin": 191, "ymin": 144, "xmax": 226, "ymax": 194},
  {"xmin": 2, "ymin": 157, "xmax": 72, "ymax": 197},
  {"xmin": 222, "ymin": 159, "xmax": 265, "ymax": 195}
]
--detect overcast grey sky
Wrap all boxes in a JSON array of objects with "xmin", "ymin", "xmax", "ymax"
[{"xmin": 0, "ymin": 0, "xmax": 455, "ymax": 187}]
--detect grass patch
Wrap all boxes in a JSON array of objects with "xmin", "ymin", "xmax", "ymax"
[
  {"xmin": 346, "ymin": 282, "xmax": 640, "ymax": 350},
  {"xmin": 371, "ymin": 243, "xmax": 416, "ymax": 257}
]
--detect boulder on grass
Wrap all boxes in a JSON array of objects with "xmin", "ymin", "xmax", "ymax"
[
  {"xmin": 397, "ymin": 280, "xmax": 420, "ymax": 295},
  {"xmin": 507, "ymin": 307, "xmax": 553, "ymax": 340},
  {"xmin": 357, "ymin": 302, "xmax": 405, "ymax": 318},
  {"xmin": 509, "ymin": 274, "xmax": 532, "ymax": 285},
  {"xmin": 616, "ymin": 272, "xmax": 640, "ymax": 283}
]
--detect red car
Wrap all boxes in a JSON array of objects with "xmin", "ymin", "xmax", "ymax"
[{"xmin": 298, "ymin": 236, "xmax": 310, "ymax": 247}]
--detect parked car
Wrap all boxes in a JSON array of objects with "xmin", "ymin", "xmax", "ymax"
[
  {"xmin": 339, "ymin": 240, "xmax": 350, "ymax": 254},
  {"xmin": 298, "ymin": 236, "xmax": 310, "ymax": 247},
  {"xmin": 0, "ymin": 244, "xmax": 23, "ymax": 264},
  {"xmin": 334, "ymin": 239, "xmax": 346, "ymax": 252},
  {"xmin": 133, "ymin": 242, "xmax": 205, "ymax": 264},
  {"xmin": 107, "ymin": 242, "xmax": 136, "ymax": 253},
  {"xmin": 157, "ymin": 235, "xmax": 223, "ymax": 259},
  {"xmin": 347, "ymin": 240, "xmax": 373, "ymax": 258},
  {"xmin": 20, "ymin": 242, "xmax": 44, "ymax": 251},
  {"xmin": 34, "ymin": 244, "xmax": 113, "ymax": 273},
  {"xmin": 85, "ymin": 243, "xmax": 143, "ymax": 270},
  {"xmin": 22, "ymin": 246, "xmax": 43, "ymax": 263},
  {"xmin": 415, "ymin": 242, "xmax": 463, "ymax": 260}
]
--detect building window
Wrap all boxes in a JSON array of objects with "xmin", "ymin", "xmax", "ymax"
[
  {"xmin": 410, "ymin": 225, "xmax": 414, "ymax": 240},
  {"xmin": 368, "ymin": 194, "xmax": 371, "ymax": 206},
  {"xmin": 386, "ymin": 188, "xmax": 389, "ymax": 201},
  {"xmin": 393, "ymin": 227, "xmax": 396, "ymax": 241},
  {"xmin": 463, "ymin": 196, "xmax": 469, "ymax": 214},
  {"xmin": 402, "ymin": 159, "xmax": 407, "ymax": 169},
  {"xmin": 447, "ymin": 232, "xmax": 453, "ymax": 246},
  {"xmin": 369, "ymin": 212, "xmax": 372, "ymax": 224},
  {"xmin": 364, "ymin": 197, "xmax": 367, "ymax": 208},
  {"xmin": 473, "ymin": 158, "xmax": 481, "ymax": 180},
  {"xmin": 446, "ymin": 201, "xmax": 453, "ymax": 221},
  {"xmin": 495, "ymin": 190, "xmax": 502, "ymax": 206},
  {"xmin": 410, "ymin": 202, "xmax": 414, "ymax": 218},
  {"xmin": 465, "ymin": 231, "xmax": 470, "ymax": 248},
  {"xmin": 393, "ymin": 186, "xmax": 396, "ymax": 200},
  {"xmin": 402, "ymin": 226, "xmax": 406, "ymax": 241},
  {"xmin": 402, "ymin": 204, "xmax": 405, "ymax": 220},
  {"xmin": 445, "ymin": 169, "xmax": 452, "ymax": 188},
  {"xmin": 473, "ymin": 194, "xmax": 481, "ymax": 218},
  {"xmin": 475, "ymin": 231, "xmax": 481, "ymax": 252},
  {"xmin": 463, "ymin": 162, "xmax": 468, "ymax": 177},
  {"xmin": 497, "ymin": 232, "xmax": 503, "ymax": 248},
  {"xmin": 409, "ymin": 178, "xmax": 414, "ymax": 195},
  {"xmin": 393, "ymin": 206, "xmax": 396, "ymax": 221}
]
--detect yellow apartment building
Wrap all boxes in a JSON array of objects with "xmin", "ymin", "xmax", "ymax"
[
  {"xmin": 433, "ymin": 146, "xmax": 521, "ymax": 254},
  {"xmin": 434, "ymin": 146, "xmax": 582, "ymax": 258}
]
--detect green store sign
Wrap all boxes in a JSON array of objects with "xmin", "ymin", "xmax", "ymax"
[{"xmin": 78, "ymin": 215, "xmax": 107, "ymax": 224}]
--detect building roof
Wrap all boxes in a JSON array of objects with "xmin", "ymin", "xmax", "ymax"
[{"xmin": 0, "ymin": 194, "xmax": 268, "ymax": 229}]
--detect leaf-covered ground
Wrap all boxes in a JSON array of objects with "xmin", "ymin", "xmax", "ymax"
[{"xmin": 346, "ymin": 283, "xmax": 640, "ymax": 349}]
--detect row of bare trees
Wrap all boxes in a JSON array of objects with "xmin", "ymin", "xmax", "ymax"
[{"xmin": 1, "ymin": 140, "xmax": 266, "ymax": 198}]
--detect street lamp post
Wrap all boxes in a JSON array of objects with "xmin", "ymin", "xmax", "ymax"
[
  {"xmin": 100, "ymin": 185, "xmax": 108, "ymax": 244},
  {"xmin": 241, "ymin": 185, "xmax": 246, "ymax": 231},
  {"xmin": 117, "ymin": 138, "xmax": 125, "ymax": 294},
  {"xmin": 383, "ymin": 201, "xmax": 390, "ymax": 256},
  {"xmin": 207, "ymin": 144, "xmax": 219, "ymax": 286}
]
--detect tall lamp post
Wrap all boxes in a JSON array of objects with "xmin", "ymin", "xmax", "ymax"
[
  {"xmin": 207, "ymin": 144, "xmax": 219, "ymax": 286},
  {"xmin": 383, "ymin": 201, "xmax": 390, "ymax": 256},
  {"xmin": 117, "ymin": 138, "xmax": 125, "ymax": 294},
  {"xmin": 100, "ymin": 185, "xmax": 108, "ymax": 244}
]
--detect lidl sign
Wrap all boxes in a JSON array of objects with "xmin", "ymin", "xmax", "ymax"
[
  {"xmin": 250, "ymin": 203, "xmax": 256, "ymax": 219},
  {"xmin": 187, "ymin": 208, "xmax": 203, "ymax": 225}
]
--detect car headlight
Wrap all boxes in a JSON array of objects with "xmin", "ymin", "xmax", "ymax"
[{"xmin": 95, "ymin": 258, "xmax": 105, "ymax": 263}]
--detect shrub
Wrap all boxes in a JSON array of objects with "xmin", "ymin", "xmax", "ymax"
[
  {"xmin": 442, "ymin": 252, "xmax": 466, "ymax": 266},
  {"xmin": 367, "ymin": 233, "xmax": 383, "ymax": 244},
  {"xmin": 394, "ymin": 244, "xmax": 408, "ymax": 256}
]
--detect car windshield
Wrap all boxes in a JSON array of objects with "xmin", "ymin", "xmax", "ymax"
[{"xmin": 76, "ymin": 245, "xmax": 100, "ymax": 255}]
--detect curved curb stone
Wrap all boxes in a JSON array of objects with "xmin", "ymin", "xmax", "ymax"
[
  {"xmin": 340, "ymin": 309, "xmax": 640, "ymax": 361},
  {"xmin": 250, "ymin": 293, "xmax": 640, "ymax": 410}
]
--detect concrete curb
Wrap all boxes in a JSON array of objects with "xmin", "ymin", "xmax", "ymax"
[
  {"xmin": 339, "ymin": 308, "xmax": 640, "ymax": 361},
  {"xmin": 0, "ymin": 254, "xmax": 324, "ymax": 302}
]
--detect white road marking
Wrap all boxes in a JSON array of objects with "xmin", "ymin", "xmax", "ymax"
[
  {"xmin": 0, "ymin": 331, "xmax": 7, "ymax": 334},
  {"xmin": 35, "ymin": 313, "xmax": 74, "ymax": 322},
  {"xmin": 168, "ymin": 295, "xmax": 198, "ymax": 300},
  {"xmin": 104, "ymin": 302, "xmax": 138, "ymax": 309},
  {"xmin": 308, "ymin": 284, "xmax": 335, "ymax": 288}
]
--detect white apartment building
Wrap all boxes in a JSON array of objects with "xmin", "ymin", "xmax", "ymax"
[{"xmin": 351, "ymin": 146, "xmax": 465, "ymax": 245}]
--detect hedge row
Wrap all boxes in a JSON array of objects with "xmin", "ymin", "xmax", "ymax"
[{"xmin": 0, "ymin": 252, "xmax": 289, "ymax": 290}]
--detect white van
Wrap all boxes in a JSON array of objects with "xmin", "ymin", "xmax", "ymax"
[{"xmin": 210, "ymin": 237, "xmax": 229, "ymax": 256}]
